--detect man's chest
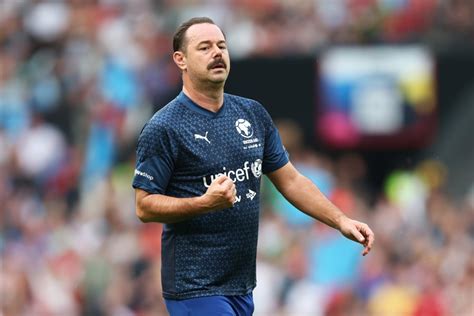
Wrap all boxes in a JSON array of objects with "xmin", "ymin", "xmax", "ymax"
[{"xmin": 174, "ymin": 114, "xmax": 265, "ymax": 179}]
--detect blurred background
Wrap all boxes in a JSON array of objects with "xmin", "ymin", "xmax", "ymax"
[{"xmin": 1, "ymin": 0, "xmax": 473, "ymax": 315}]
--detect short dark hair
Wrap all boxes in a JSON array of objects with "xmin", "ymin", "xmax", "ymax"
[{"xmin": 173, "ymin": 17, "xmax": 216, "ymax": 52}]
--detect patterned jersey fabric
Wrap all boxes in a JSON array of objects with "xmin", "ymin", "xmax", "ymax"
[{"xmin": 133, "ymin": 91, "xmax": 288, "ymax": 299}]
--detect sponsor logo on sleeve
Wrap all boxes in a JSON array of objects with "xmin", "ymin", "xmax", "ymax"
[{"xmin": 134, "ymin": 169, "xmax": 154, "ymax": 181}]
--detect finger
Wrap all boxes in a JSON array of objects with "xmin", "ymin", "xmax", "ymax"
[
  {"xmin": 362, "ymin": 240, "xmax": 372, "ymax": 256},
  {"xmin": 356, "ymin": 224, "xmax": 374, "ymax": 255},
  {"xmin": 351, "ymin": 228, "xmax": 366, "ymax": 244},
  {"xmin": 224, "ymin": 183, "xmax": 235, "ymax": 199},
  {"xmin": 223, "ymin": 179, "xmax": 235, "ymax": 191},
  {"xmin": 214, "ymin": 175, "xmax": 229, "ymax": 184},
  {"xmin": 364, "ymin": 228, "xmax": 374, "ymax": 246},
  {"xmin": 362, "ymin": 229, "xmax": 375, "ymax": 256},
  {"xmin": 358, "ymin": 224, "xmax": 373, "ymax": 243}
]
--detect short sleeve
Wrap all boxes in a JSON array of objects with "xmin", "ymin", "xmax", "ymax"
[
  {"xmin": 259, "ymin": 104, "xmax": 289, "ymax": 174},
  {"xmin": 132, "ymin": 120, "xmax": 178, "ymax": 194}
]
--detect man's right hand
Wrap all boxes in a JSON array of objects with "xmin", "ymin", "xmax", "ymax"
[{"xmin": 200, "ymin": 175, "xmax": 236, "ymax": 211}]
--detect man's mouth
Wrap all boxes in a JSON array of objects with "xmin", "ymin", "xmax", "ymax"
[{"xmin": 208, "ymin": 60, "xmax": 226, "ymax": 70}]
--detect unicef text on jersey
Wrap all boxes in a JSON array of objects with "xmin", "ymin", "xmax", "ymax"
[{"xmin": 202, "ymin": 159, "xmax": 262, "ymax": 188}]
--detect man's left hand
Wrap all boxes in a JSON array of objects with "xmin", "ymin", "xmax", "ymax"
[{"xmin": 338, "ymin": 217, "xmax": 375, "ymax": 256}]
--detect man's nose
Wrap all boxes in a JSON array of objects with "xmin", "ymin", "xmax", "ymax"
[{"xmin": 212, "ymin": 44, "xmax": 222, "ymax": 57}]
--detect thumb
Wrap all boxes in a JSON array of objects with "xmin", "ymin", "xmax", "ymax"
[
  {"xmin": 351, "ymin": 229, "xmax": 366, "ymax": 243},
  {"xmin": 214, "ymin": 175, "xmax": 228, "ymax": 184}
]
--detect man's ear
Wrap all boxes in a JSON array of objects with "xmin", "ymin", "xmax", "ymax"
[{"xmin": 173, "ymin": 51, "xmax": 186, "ymax": 71}]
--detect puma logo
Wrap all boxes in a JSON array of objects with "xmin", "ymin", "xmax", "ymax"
[{"xmin": 194, "ymin": 131, "xmax": 210, "ymax": 144}]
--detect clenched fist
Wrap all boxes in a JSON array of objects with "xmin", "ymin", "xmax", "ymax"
[{"xmin": 201, "ymin": 175, "xmax": 237, "ymax": 211}]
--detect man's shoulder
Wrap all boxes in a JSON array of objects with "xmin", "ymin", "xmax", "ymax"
[
  {"xmin": 148, "ymin": 97, "xmax": 184, "ymax": 126},
  {"xmin": 138, "ymin": 97, "xmax": 185, "ymax": 141},
  {"xmin": 225, "ymin": 93, "xmax": 270, "ymax": 120}
]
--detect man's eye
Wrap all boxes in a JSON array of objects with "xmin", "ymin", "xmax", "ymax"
[{"xmin": 199, "ymin": 47, "xmax": 209, "ymax": 51}]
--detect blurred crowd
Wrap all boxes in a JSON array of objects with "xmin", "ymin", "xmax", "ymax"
[
  {"xmin": 255, "ymin": 121, "xmax": 473, "ymax": 315},
  {"xmin": 1, "ymin": 0, "xmax": 473, "ymax": 315}
]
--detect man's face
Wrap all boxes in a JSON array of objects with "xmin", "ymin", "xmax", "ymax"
[{"xmin": 179, "ymin": 23, "xmax": 230, "ymax": 85}]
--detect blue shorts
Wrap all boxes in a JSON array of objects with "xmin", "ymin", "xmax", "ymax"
[{"xmin": 164, "ymin": 293, "xmax": 254, "ymax": 316}]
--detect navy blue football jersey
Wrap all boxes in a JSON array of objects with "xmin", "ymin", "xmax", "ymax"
[{"xmin": 132, "ymin": 91, "xmax": 288, "ymax": 299}]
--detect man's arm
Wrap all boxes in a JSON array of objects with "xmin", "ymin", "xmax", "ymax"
[
  {"xmin": 267, "ymin": 162, "xmax": 375, "ymax": 256},
  {"xmin": 135, "ymin": 175, "xmax": 236, "ymax": 224}
]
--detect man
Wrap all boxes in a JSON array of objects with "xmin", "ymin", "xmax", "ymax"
[{"xmin": 132, "ymin": 17, "xmax": 374, "ymax": 316}]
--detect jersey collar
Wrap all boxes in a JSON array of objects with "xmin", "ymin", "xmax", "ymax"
[{"xmin": 178, "ymin": 91, "xmax": 227, "ymax": 118}]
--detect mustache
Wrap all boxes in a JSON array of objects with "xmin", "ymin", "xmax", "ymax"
[{"xmin": 207, "ymin": 58, "xmax": 227, "ymax": 70}]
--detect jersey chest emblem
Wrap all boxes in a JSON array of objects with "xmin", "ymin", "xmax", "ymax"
[{"xmin": 235, "ymin": 118, "xmax": 262, "ymax": 150}]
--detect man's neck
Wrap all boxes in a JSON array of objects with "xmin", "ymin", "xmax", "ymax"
[{"xmin": 182, "ymin": 80, "xmax": 224, "ymax": 113}]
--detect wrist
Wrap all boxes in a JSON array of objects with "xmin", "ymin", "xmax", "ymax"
[
  {"xmin": 195, "ymin": 194, "xmax": 212, "ymax": 212},
  {"xmin": 334, "ymin": 212, "xmax": 348, "ymax": 231}
]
